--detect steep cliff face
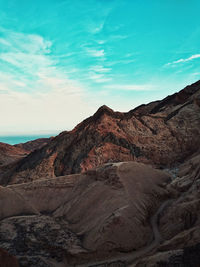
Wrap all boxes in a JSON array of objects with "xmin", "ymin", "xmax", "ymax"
[{"xmin": 1, "ymin": 80, "xmax": 200, "ymax": 185}]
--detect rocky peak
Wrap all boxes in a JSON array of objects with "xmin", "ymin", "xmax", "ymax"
[
  {"xmin": 93, "ymin": 105, "xmax": 124, "ymax": 121},
  {"xmin": 73, "ymin": 105, "xmax": 123, "ymax": 133},
  {"xmin": 94, "ymin": 105, "xmax": 114, "ymax": 116}
]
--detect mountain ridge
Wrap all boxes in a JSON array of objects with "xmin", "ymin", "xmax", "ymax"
[{"xmin": 0, "ymin": 80, "xmax": 200, "ymax": 185}]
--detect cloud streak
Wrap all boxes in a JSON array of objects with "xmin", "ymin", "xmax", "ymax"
[
  {"xmin": 0, "ymin": 29, "xmax": 83, "ymax": 94},
  {"xmin": 86, "ymin": 48, "xmax": 105, "ymax": 58},
  {"xmin": 89, "ymin": 72, "xmax": 112, "ymax": 83},
  {"xmin": 166, "ymin": 54, "xmax": 200, "ymax": 66},
  {"xmin": 0, "ymin": 29, "xmax": 96, "ymax": 132},
  {"xmin": 105, "ymin": 84, "xmax": 155, "ymax": 91},
  {"xmin": 89, "ymin": 65, "xmax": 111, "ymax": 73}
]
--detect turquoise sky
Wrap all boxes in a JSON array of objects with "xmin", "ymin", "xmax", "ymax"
[{"xmin": 0, "ymin": 0, "xmax": 200, "ymax": 134}]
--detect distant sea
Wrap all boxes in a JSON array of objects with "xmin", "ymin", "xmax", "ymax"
[{"xmin": 0, "ymin": 134, "xmax": 54, "ymax": 145}]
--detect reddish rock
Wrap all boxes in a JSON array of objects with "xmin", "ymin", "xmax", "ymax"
[
  {"xmin": 0, "ymin": 80, "xmax": 200, "ymax": 185},
  {"xmin": 0, "ymin": 248, "xmax": 19, "ymax": 267},
  {"xmin": 0, "ymin": 81, "xmax": 199, "ymax": 266},
  {"xmin": 0, "ymin": 142, "xmax": 28, "ymax": 167}
]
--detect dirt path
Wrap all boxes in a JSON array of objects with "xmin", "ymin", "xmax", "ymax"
[{"xmin": 77, "ymin": 198, "xmax": 173, "ymax": 267}]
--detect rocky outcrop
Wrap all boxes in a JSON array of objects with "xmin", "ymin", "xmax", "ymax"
[
  {"xmin": 131, "ymin": 150, "xmax": 200, "ymax": 267},
  {"xmin": 0, "ymin": 215, "xmax": 82, "ymax": 267},
  {"xmin": 1, "ymin": 80, "xmax": 200, "ymax": 185},
  {"xmin": 159, "ymin": 151, "xmax": 200, "ymax": 243},
  {"xmin": 0, "ymin": 162, "xmax": 170, "ymax": 266},
  {"xmin": 0, "ymin": 142, "xmax": 28, "ymax": 167}
]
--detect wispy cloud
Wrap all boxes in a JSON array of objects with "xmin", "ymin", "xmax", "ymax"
[
  {"xmin": 124, "ymin": 53, "xmax": 135, "ymax": 58},
  {"xmin": 0, "ymin": 30, "xmax": 51, "ymax": 54},
  {"xmin": 86, "ymin": 48, "xmax": 105, "ymax": 58},
  {"xmin": 88, "ymin": 72, "xmax": 112, "ymax": 83},
  {"xmin": 96, "ymin": 40, "xmax": 106, "ymax": 45},
  {"xmin": 0, "ymin": 29, "xmax": 96, "ymax": 132},
  {"xmin": 105, "ymin": 84, "xmax": 155, "ymax": 91},
  {"xmin": 192, "ymin": 72, "xmax": 200, "ymax": 76},
  {"xmin": 107, "ymin": 58, "xmax": 135, "ymax": 66},
  {"xmin": 85, "ymin": 4, "xmax": 113, "ymax": 35},
  {"xmin": 88, "ymin": 21, "xmax": 105, "ymax": 34},
  {"xmin": 89, "ymin": 65, "xmax": 111, "ymax": 73},
  {"xmin": 110, "ymin": 35, "xmax": 128, "ymax": 40},
  {"xmin": 165, "ymin": 54, "xmax": 200, "ymax": 66},
  {"xmin": 0, "ymin": 29, "xmax": 83, "ymax": 94},
  {"xmin": 87, "ymin": 64, "xmax": 112, "ymax": 83}
]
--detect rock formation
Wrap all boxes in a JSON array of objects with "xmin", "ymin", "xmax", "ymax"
[
  {"xmin": 1, "ymin": 80, "xmax": 200, "ymax": 185},
  {"xmin": 131, "ymin": 150, "xmax": 200, "ymax": 267},
  {"xmin": 0, "ymin": 80, "xmax": 200, "ymax": 266}
]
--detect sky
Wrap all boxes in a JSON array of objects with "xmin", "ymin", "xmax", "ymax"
[{"xmin": 0, "ymin": 0, "xmax": 200, "ymax": 134}]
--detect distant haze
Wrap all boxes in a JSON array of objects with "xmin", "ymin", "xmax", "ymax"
[{"xmin": 0, "ymin": 134, "xmax": 55, "ymax": 145}]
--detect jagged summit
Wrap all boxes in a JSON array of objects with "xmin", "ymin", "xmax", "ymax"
[
  {"xmin": 93, "ymin": 104, "xmax": 124, "ymax": 120},
  {"xmin": 93, "ymin": 104, "xmax": 115, "ymax": 119},
  {"xmin": 73, "ymin": 104, "xmax": 123, "ymax": 133},
  {"xmin": 96, "ymin": 104, "xmax": 113, "ymax": 113}
]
